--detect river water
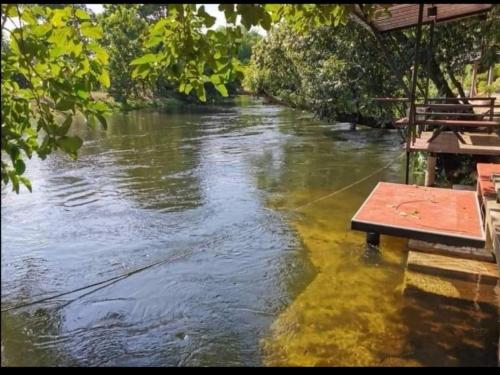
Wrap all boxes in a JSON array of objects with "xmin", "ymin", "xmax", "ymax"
[{"xmin": 1, "ymin": 97, "xmax": 497, "ymax": 366}]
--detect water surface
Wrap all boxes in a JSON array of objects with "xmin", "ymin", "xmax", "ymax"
[{"xmin": 1, "ymin": 97, "xmax": 497, "ymax": 366}]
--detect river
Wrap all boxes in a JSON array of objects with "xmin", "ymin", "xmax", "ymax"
[{"xmin": 1, "ymin": 97, "xmax": 497, "ymax": 366}]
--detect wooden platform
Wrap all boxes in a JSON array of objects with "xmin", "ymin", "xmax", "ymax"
[
  {"xmin": 403, "ymin": 269, "xmax": 498, "ymax": 306},
  {"xmin": 416, "ymin": 119, "xmax": 500, "ymax": 127},
  {"xmin": 351, "ymin": 182, "xmax": 485, "ymax": 247},
  {"xmin": 407, "ymin": 251, "xmax": 498, "ymax": 285},
  {"xmin": 477, "ymin": 163, "xmax": 500, "ymax": 198},
  {"xmin": 409, "ymin": 131, "xmax": 500, "ymax": 155},
  {"xmin": 408, "ymin": 239, "xmax": 495, "ymax": 262}
]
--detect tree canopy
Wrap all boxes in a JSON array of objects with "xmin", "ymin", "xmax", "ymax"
[{"xmin": 2, "ymin": 4, "xmax": 497, "ymax": 193}]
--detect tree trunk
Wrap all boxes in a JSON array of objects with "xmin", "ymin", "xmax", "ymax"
[
  {"xmin": 427, "ymin": 55, "xmax": 455, "ymax": 98},
  {"xmin": 445, "ymin": 64, "xmax": 467, "ymax": 99}
]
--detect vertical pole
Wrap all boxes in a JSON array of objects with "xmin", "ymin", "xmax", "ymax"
[
  {"xmin": 487, "ymin": 64, "xmax": 494, "ymax": 86},
  {"xmin": 470, "ymin": 60, "xmax": 478, "ymax": 97},
  {"xmin": 405, "ymin": 4, "xmax": 424, "ymax": 185},
  {"xmin": 424, "ymin": 21, "xmax": 435, "ymax": 104},
  {"xmin": 425, "ymin": 153, "xmax": 436, "ymax": 187},
  {"xmin": 488, "ymin": 65, "xmax": 494, "ymax": 120}
]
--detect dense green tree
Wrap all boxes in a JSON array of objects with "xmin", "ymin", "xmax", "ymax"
[
  {"xmin": 244, "ymin": 21, "xmax": 399, "ymax": 125},
  {"xmin": 99, "ymin": 4, "xmax": 148, "ymax": 103}
]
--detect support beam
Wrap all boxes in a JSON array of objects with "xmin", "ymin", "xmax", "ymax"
[
  {"xmin": 366, "ymin": 231, "xmax": 380, "ymax": 246},
  {"xmin": 425, "ymin": 153, "xmax": 436, "ymax": 187},
  {"xmin": 406, "ymin": 4, "xmax": 424, "ymax": 185},
  {"xmin": 424, "ymin": 21, "xmax": 435, "ymax": 104},
  {"xmin": 470, "ymin": 60, "xmax": 478, "ymax": 97}
]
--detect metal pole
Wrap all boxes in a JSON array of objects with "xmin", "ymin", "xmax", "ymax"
[
  {"xmin": 405, "ymin": 4, "xmax": 424, "ymax": 185},
  {"xmin": 424, "ymin": 21, "xmax": 435, "ymax": 104}
]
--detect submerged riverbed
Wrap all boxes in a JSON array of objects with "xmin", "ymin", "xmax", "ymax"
[{"xmin": 1, "ymin": 97, "xmax": 497, "ymax": 366}]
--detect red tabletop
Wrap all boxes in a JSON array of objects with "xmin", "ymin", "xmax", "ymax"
[{"xmin": 352, "ymin": 182, "xmax": 485, "ymax": 247}]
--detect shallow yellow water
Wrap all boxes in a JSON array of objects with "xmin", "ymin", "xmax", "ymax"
[
  {"xmin": 262, "ymin": 184, "xmax": 498, "ymax": 366},
  {"xmin": 262, "ymin": 187, "xmax": 413, "ymax": 366}
]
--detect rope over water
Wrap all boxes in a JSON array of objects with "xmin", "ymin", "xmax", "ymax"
[
  {"xmin": 292, "ymin": 151, "xmax": 405, "ymax": 211},
  {"xmin": 2, "ymin": 151, "xmax": 405, "ymax": 312}
]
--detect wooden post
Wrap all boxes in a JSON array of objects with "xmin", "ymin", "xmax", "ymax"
[
  {"xmin": 487, "ymin": 65, "xmax": 494, "ymax": 121},
  {"xmin": 424, "ymin": 21, "xmax": 435, "ymax": 105},
  {"xmin": 366, "ymin": 232, "xmax": 380, "ymax": 246},
  {"xmin": 487, "ymin": 64, "xmax": 494, "ymax": 86},
  {"xmin": 470, "ymin": 60, "xmax": 478, "ymax": 97},
  {"xmin": 406, "ymin": 4, "xmax": 425, "ymax": 185},
  {"xmin": 425, "ymin": 153, "xmax": 436, "ymax": 187}
]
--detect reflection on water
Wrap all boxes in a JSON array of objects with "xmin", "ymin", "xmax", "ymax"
[{"xmin": 1, "ymin": 97, "xmax": 497, "ymax": 366}]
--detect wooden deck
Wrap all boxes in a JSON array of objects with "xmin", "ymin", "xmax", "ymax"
[
  {"xmin": 351, "ymin": 182, "xmax": 485, "ymax": 247},
  {"xmin": 406, "ymin": 251, "xmax": 498, "ymax": 285},
  {"xmin": 476, "ymin": 163, "xmax": 500, "ymax": 198},
  {"xmin": 409, "ymin": 131, "xmax": 500, "ymax": 155},
  {"xmin": 407, "ymin": 239, "xmax": 495, "ymax": 262}
]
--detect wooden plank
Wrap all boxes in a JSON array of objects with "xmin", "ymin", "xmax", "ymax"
[
  {"xmin": 372, "ymin": 4, "xmax": 494, "ymax": 32},
  {"xmin": 422, "ymin": 112, "xmax": 490, "ymax": 118},
  {"xmin": 484, "ymin": 198, "xmax": 500, "ymax": 258},
  {"xmin": 403, "ymin": 269, "xmax": 498, "ymax": 306},
  {"xmin": 409, "ymin": 132, "xmax": 500, "ymax": 156},
  {"xmin": 452, "ymin": 184, "xmax": 476, "ymax": 191},
  {"xmin": 408, "ymin": 239, "xmax": 495, "ymax": 262},
  {"xmin": 494, "ymin": 228, "xmax": 500, "ymax": 271},
  {"xmin": 417, "ymin": 104, "xmax": 498, "ymax": 109},
  {"xmin": 416, "ymin": 119, "xmax": 500, "ymax": 127},
  {"xmin": 427, "ymin": 97, "xmax": 496, "ymax": 102},
  {"xmin": 407, "ymin": 251, "xmax": 498, "ymax": 285},
  {"xmin": 351, "ymin": 182, "xmax": 485, "ymax": 247}
]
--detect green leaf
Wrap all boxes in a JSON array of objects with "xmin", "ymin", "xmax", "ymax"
[
  {"xmin": 56, "ymin": 136, "xmax": 83, "ymax": 158},
  {"xmin": 80, "ymin": 23, "xmax": 103, "ymax": 39},
  {"xmin": 55, "ymin": 98, "xmax": 75, "ymax": 111},
  {"xmin": 198, "ymin": 5, "xmax": 216, "ymax": 28},
  {"xmin": 14, "ymin": 159, "xmax": 26, "ymax": 175},
  {"xmin": 99, "ymin": 70, "xmax": 110, "ymax": 88},
  {"xmin": 56, "ymin": 115, "xmax": 73, "ymax": 136},
  {"xmin": 214, "ymin": 83, "xmax": 228, "ymax": 97},
  {"xmin": 10, "ymin": 173, "xmax": 19, "ymax": 194},
  {"xmin": 130, "ymin": 53, "xmax": 158, "ymax": 66},
  {"xmin": 132, "ymin": 64, "xmax": 150, "ymax": 79},
  {"xmin": 89, "ymin": 43, "xmax": 109, "ymax": 64},
  {"xmin": 95, "ymin": 114, "xmax": 107, "ymax": 130},
  {"xmin": 75, "ymin": 82, "xmax": 89, "ymax": 99},
  {"xmin": 21, "ymin": 10, "xmax": 37, "ymax": 25},
  {"xmin": 196, "ymin": 85, "xmax": 207, "ymax": 102},
  {"xmin": 145, "ymin": 35, "xmax": 163, "ymax": 48},
  {"xmin": 75, "ymin": 9, "xmax": 90, "ymax": 20},
  {"xmin": 19, "ymin": 176, "xmax": 32, "ymax": 193},
  {"xmin": 51, "ymin": 10, "xmax": 67, "ymax": 27}
]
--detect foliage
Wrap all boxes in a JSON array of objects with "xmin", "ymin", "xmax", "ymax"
[
  {"xmin": 1, "ymin": 3, "xmax": 383, "ymax": 193},
  {"xmin": 1, "ymin": 4, "xmax": 110, "ymax": 192},
  {"xmin": 244, "ymin": 21, "xmax": 399, "ymax": 124},
  {"xmin": 237, "ymin": 29, "xmax": 262, "ymax": 65},
  {"xmin": 98, "ymin": 5, "xmax": 148, "ymax": 103}
]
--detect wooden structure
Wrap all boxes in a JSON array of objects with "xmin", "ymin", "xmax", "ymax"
[
  {"xmin": 351, "ymin": 182, "xmax": 485, "ymax": 247},
  {"xmin": 354, "ymin": 4, "xmax": 494, "ymax": 33},
  {"xmin": 406, "ymin": 251, "xmax": 498, "ymax": 285},
  {"xmin": 403, "ymin": 164, "xmax": 500, "ymax": 307},
  {"xmin": 353, "ymin": 4, "xmax": 497, "ymax": 184},
  {"xmin": 409, "ymin": 131, "xmax": 500, "ymax": 156},
  {"xmin": 351, "ymin": 5, "xmax": 499, "ymax": 363}
]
